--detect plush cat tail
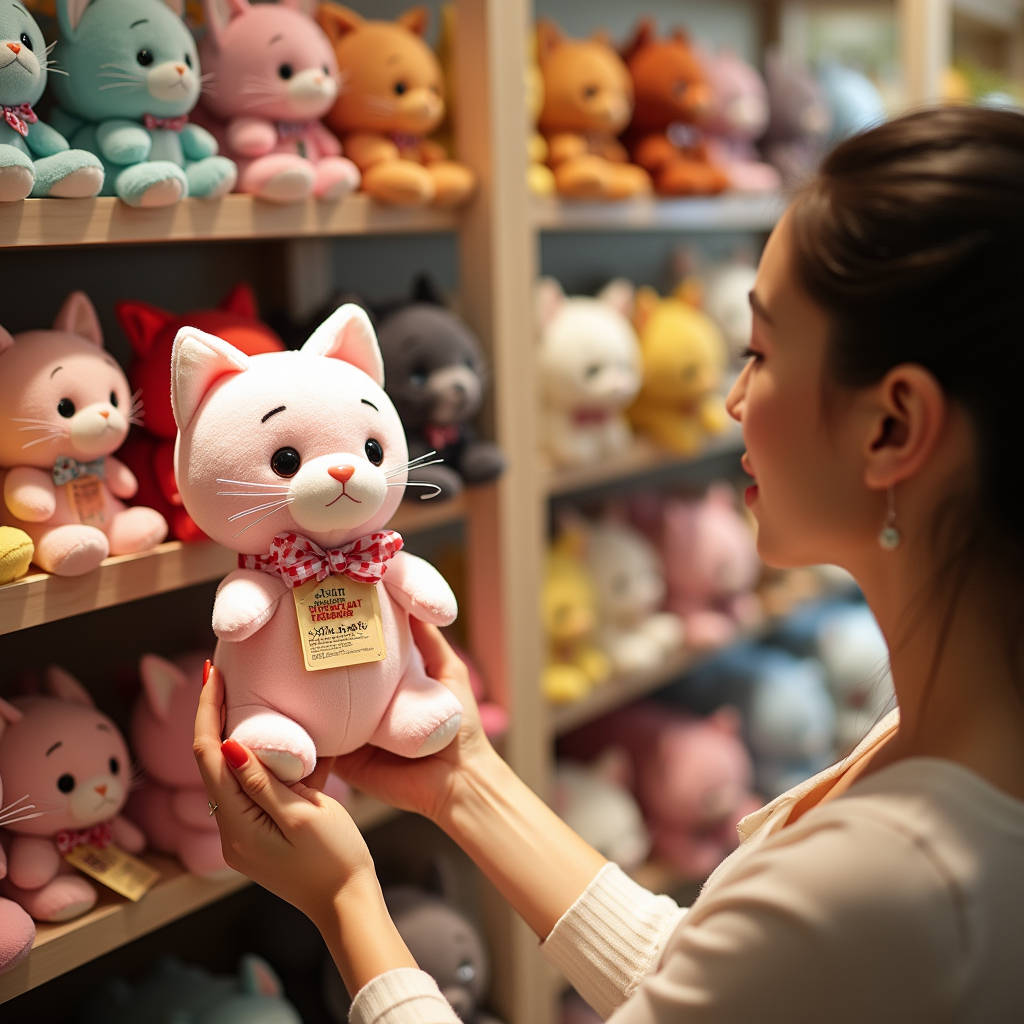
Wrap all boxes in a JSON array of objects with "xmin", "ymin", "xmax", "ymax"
[
  {"xmin": 54, "ymin": 291, "xmax": 104, "ymax": 348},
  {"xmin": 45, "ymin": 666, "xmax": 96, "ymax": 707},
  {"xmin": 535, "ymin": 276, "xmax": 565, "ymax": 331},
  {"xmin": 171, "ymin": 327, "xmax": 250, "ymax": 433},
  {"xmin": 116, "ymin": 302, "xmax": 175, "ymax": 359},
  {"xmin": 302, "ymin": 304, "xmax": 385, "ymax": 387},
  {"xmin": 0, "ymin": 326, "xmax": 13, "ymax": 357},
  {"xmin": 57, "ymin": 0, "xmax": 92, "ymax": 37},
  {"xmin": 239, "ymin": 955, "xmax": 285, "ymax": 998},
  {"xmin": 139, "ymin": 655, "xmax": 187, "ymax": 723},
  {"xmin": 316, "ymin": 2, "xmax": 363, "ymax": 45}
]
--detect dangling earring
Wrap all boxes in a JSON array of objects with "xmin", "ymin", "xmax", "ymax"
[{"xmin": 878, "ymin": 486, "xmax": 901, "ymax": 551}]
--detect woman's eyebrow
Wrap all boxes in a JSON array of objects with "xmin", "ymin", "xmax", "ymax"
[{"xmin": 749, "ymin": 290, "xmax": 774, "ymax": 325}]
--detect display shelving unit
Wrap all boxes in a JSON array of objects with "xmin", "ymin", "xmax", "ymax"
[{"xmin": 0, "ymin": 0, "xmax": 956, "ymax": 1020}]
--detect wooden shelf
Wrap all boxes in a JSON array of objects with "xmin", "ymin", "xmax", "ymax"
[
  {"xmin": 533, "ymin": 193, "xmax": 783, "ymax": 233},
  {"xmin": 0, "ymin": 194, "xmax": 459, "ymax": 249},
  {"xmin": 542, "ymin": 428, "xmax": 745, "ymax": 498},
  {"xmin": 0, "ymin": 792, "xmax": 399, "ymax": 1003}
]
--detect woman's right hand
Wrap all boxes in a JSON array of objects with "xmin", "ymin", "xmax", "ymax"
[{"xmin": 332, "ymin": 620, "xmax": 497, "ymax": 824}]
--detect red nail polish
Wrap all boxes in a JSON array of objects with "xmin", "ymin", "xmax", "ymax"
[
  {"xmin": 221, "ymin": 738, "xmax": 248, "ymax": 769},
  {"xmin": 202, "ymin": 660, "xmax": 212, "ymax": 686}
]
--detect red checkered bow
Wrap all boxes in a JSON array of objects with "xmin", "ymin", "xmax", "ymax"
[
  {"xmin": 240, "ymin": 530, "xmax": 404, "ymax": 588},
  {"xmin": 3, "ymin": 103, "xmax": 37, "ymax": 137},
  {"xmin": 56, "ymin": 821, "xmax": 113, "ymax": 855},
  {"xmin": 143, "ymin": 113, "xmax": 189, "ymax": 132}
]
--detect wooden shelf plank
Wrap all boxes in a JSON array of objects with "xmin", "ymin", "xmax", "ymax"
[
  {"xmin": 542, "ymin": 429, "xmax": 745, "ymax": 498},
  {"xmin": 533, "ymin": 193, "xmax": 783, "ymax": 233},
  {"xmin": 0, "ymin": 793, "xmax": 399, "ymax": 1003},
  {"xmin": 0, "ymin": 194, "xmax": 459, "ymax": 249}
]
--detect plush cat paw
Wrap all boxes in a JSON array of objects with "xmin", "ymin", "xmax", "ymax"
[
  {"xmin": 114, "ymin": 162, "xmax": 188, "ymax": 208},
  {"xmin": 427, "ymin": 161, "xmax": 476, "ymax": 207},
  {"xmin": 30, "ymin": 150, "xmax": 104, "ymax": 199},
  {"xmin": 107, "ymin": 506, "xmax": 168, "ymax": 555},
  {"xmin": 414, "ymin": 712, "xmax": 461, "ymax": 757},
  {"xmin": 252, "ymin": 749, "xmax": 306, "ymax": 784},
  {"xmin": 313, "ymin": 157, "xmax": 361, "ymax": 202},
  {"xmin": 229, "ymin": 712, "xmax": 316, "ymax": 782},
  {"xmin": 361, "ymin": 160, "xmax": 435, "ymax": 206},
  {"xmin": 0, "ymin": 146, "xmax": 34, "ymax": 203},
  {"xmin": 0, "ymin": 898, "xmax": 34, "ymax": 975},
  {"xmin": 1, "ymin": 875, "xmax": 97, "ymax": 923},
  {"xmin": 240, "ymin": 154, "xmax": 314, "ymax": 204},
  {"xmin": 186, "ymin": 156, "xmax": 238, "ymax": 200},
  {"xmin": 33, "ymin": 525, "xmax": 109, "ymax": 576}
]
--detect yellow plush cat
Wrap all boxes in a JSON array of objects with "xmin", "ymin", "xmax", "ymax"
[{"xmin": 627, "ymin": 285, "xmax": 729, "ymax": 455}]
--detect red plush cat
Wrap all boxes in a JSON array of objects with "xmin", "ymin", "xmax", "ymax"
[{"xmin": 117, "ymin": 284, "xmax": 284, "ymax": 542}]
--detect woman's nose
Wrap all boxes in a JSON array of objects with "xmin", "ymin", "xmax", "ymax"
[{"xmin": 724, "ymin": 363, "xmax": 749, "ymax": 422}]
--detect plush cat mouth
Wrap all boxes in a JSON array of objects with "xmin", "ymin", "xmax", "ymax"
[{"xmin": 325, "ymin": 488, "xmax": 361, "ymax": 507}]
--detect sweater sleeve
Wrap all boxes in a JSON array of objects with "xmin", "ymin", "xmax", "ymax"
[
  {"xmin": 349, "ymin": 968, "xmax": 461, "ymax": 1024},
  {"xmin": 602, "ymin": 809, "xmax": 967, "ymax": 1024},
  {"xmin": 540, "ymin": 863, "xmax": 689, "ymax": 1019}
]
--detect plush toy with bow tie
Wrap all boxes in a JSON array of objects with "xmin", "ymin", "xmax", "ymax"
[
  {"xmin": 0, "ymin": 292, "xmax": 168, "ymax": 577},
  {"xmin": 48, "ymin": 0, "xmax": 236, "ymax": 208},
  {"xmin": 171, "ymin": 303, "xmax": 462, "ymax": 783}
]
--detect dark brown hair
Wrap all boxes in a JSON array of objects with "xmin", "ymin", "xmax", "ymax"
[{"xmin": 789, "ymin": 106, "xmax": 1024, "ymax": 675}]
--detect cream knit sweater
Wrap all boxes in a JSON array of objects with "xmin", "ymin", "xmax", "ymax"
[{"xmin": 349, "ymin": 711, "xmax": 1024, "ymax": 1023}]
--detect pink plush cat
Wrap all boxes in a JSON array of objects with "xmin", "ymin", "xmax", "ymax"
[
  {"xmin": 0, "ymin": 668, "xmax": 145, "ymax": 922},
  {"xmin": 0, "ymin": 699, "xmax": 35, "ymax": 975},
  {"xmin": 171, "ymin": 304, "xmax": 462, "ymax": 782},
  {"xmin": 195, "ymin": 0, "xmax": 360, "ymax": 204},
  {"xmin": 126, "ymin": 652, "xmax": 229, "ymax": 878},
  {"xmin": 0, "ymin": 292, "xmax": 168, "ymax": 577}
]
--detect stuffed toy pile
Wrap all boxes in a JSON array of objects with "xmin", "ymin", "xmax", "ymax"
[
  {"xmin": 0, "ymin": 292, "xmax": 167, "ymax": 577},
  {"xmin": 171, "ymin": 303, "xmax": 462, "ymax": 782}
]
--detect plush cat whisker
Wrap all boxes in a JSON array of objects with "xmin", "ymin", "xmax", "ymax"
[
  {"xmin": 17, "ymin": 423, "xmax": 62, "ymax": 433},
  {"xmin": 218, "ymin": 490, "xmax": 290, "ymax": 497},
  {"xmin": 388, "ymin": 481, "xmax": 441, "ymax": 500},
  {"xmin": 11, "ymin": 417, "xmax": 62, "ymax": 427},
  {"xmin": 21, "ymin": 433, "xmax": 66, "ymax": 450},
  {"xmin": 227, "ymin": 498, "xmax": 293, "ymax": 523},
  {"xmin": 99, "ymin": 82, "xmax": 144, "ymax": 91},
  {"xmin": 384, "ymin": 451, "xmax": 441, "ymax": 478},
  {"xmin": 364, "ymin": 95, "xmax": 397, "ymax": 112},
  {"xmin": 40, "ymin": 63, "xmax": 69, "ymax": 76},
  {"xmin": 217, "ymin": 476, "xmax": 292, "ymax": 490},
  {"xmin": 232, "ymin": 499, "xmax": 294, "ymax": 538},
  {"xmin": 0, "ymin": 811, "xmax": 45, "ymax": 827}
]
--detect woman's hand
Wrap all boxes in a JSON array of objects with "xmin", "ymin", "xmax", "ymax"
[
  {"xmin": 192, "ymin": 663, "xmax": 375, "ymax": 925},
  {"xmin": 332, "ymin": 620, "xmax": 499, "ymax": 825}
]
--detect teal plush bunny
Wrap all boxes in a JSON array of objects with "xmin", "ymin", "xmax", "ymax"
[
  {"xmin": 0, "ymin": 2, "xmax": 103, "ymax": 202},
  {"xmin": 50, "ymin": 0, "xmax": 237, "ymax": 207}
]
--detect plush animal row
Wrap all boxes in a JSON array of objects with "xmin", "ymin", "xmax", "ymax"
[
  {"xmin": 3, "ymin": 0, "xmax": 474, "ymax": 208},
  {"xmin": 536, "ymin": 276, "xmax": 730, "ymax": 472}
]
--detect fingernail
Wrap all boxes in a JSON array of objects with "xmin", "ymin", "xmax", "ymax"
[
  {"xmin": 221, "ymin": 738, "xmax": 248, "ymax": 769},
  {"xmin": 202, "ymin": 660, "xmax": 212, "ymax": 686}
]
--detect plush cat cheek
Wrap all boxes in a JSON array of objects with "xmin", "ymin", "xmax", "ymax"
[
  {"xmin": 288, "ymin": 453, "xmax": 387, "ymax": 534},
  {"xmin": 69, "ymin": 404, "xmax": 128, "ymax": 458},
  {"xmin": 146, "ymin": 61, "xmax": 199, "ymax": 104},
  {"xmin": 69, "ymin": 774, "xmax": 125, "ymax": 824},
  {"xmin": 286, "ymin": 68, "xmax": 337, "ymax": 117}
]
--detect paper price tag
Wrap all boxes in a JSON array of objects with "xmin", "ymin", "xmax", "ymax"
[
  {"xmin": 66, "ymin": 475, "xmax": 106, "ymax": 527},
  {"xmin": 293, "ymin": 574, "xmax": 387, "ymax": 672},
  {"xmin": 64, "ymin": 843, "xmax": 161, "ymax": 901}
]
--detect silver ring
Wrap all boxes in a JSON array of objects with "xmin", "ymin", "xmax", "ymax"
[{"xmin": 208, "ymin": 800, "xmax": 218, "ymax": 816}]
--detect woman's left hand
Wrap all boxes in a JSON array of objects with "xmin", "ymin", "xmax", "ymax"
[{"xmin": 192, "ymin": 663, "xmax": 374, "ymax": 926}]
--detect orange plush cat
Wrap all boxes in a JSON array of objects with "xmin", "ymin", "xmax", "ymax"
[
  {"xmin": 536, "ymin": 19, "xmax": 650, "ymax": 201},
  {"xmin": 316, "ymin": 4, "xmax": 476, "ymax": 207}
]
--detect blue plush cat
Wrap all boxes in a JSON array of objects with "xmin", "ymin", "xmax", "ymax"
[
  {"xmin": 50, "ymin": 0, "xmax": 237, "ymax": 207},
  {"xmin": 0, "ymin": 2, "xmax": 103, "ymax": 202},
  {"xmin": 83, "ymin": 955, "xmax": 303, "ymax": 1024}
]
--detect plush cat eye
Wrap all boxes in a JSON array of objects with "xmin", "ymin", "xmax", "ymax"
[
  {"xmin": 19, "ymin": 32, "xmax": 33, "ymax": 51},
  {"xmin": 57, "ymin": 773, "xmax": 75, "ymax": 793},
  {"xmin": 137, "ymin": 49, "xmax": 154, "ymax": 67},
  {"xmin": 109, "ymin": 757, "xmax": 120, "ymax": 775},
  {"xmin": 394, "ymin": 81, "xmax": 407, "ymax": 96},
  {"xmin": 365, "ymin": 439, "xmax": 384, "ymax": 466},
  {"xmin": 57, "ymin": 398, "xmax": 75, "ymax": 418},
  {"xmin": 184, "ymin": 53, "xmax": 192, "ymax": 68},
  {"xmin": 278, "ymin": 63, "xmax": 293, "ymax": 80},
  {"xmin": 271, "ymin": 446, "xmax": 301, "ymax": 477},
  {"xmin": 110, "ymin": 391, "xmax": 119, "ymax": 408}
]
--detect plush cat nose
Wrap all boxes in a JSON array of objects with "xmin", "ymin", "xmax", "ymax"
[
  {"xmin": 175, "ymin": 64, "xmax": 185, "ymax": 75},
  {"xmin": 7, "ymin": 42, "xmax": 21, "ymax": 53},
  {"xmin": 328, "ymin": 465, "xmax": 355, "ymax": 484},
  {"xmin": 99, "ymin": 410, "xmax": 110, "ymax": 419},
  {"xmin": 95, "ymin": 784, "xmax": 107, "ymax": 796}
]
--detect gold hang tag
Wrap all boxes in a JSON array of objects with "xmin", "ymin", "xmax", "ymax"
[
  {"xmin": 292, "ymin": 574, "xmax": 387, "ymax": 672},
  {"xmin": 66, "ymin": 474, "xmax": 107, "ymax": 527},
  {"xmin": 64, "ymin": 842, "xmax": 161, "ymax": 902}
]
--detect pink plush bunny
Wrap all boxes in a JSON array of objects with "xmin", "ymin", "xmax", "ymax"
[
  {"xmin": 195, "ymin": 0, "xmax": 360, "ymax": 204},
  {"xmin": 0, "ymin": 668, "xmax": 145, "ymax": 922},
  {"xmin": 0, "ymin": 699, "xmax": 35, "ymax": 975},
  {"xmin": 171, "ymin": 304, "xmax": 462, "ymax": 783},
  {"xmin": 0, "ymin": 292, "xmax": 168, "ymax": 577},
  {"xmin": 126, "ymin": 652, "xmax": 229, "ymax": 878}
]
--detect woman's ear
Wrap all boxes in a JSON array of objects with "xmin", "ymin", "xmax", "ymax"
[{"xmin": 861, "ymin": 364, "xmax": 947, "ymax": 491}]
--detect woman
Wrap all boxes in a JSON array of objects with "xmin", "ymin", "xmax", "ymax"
[{"xmin": 193, "ymin": 106, "xmax": 1024, "ymax": 1023}]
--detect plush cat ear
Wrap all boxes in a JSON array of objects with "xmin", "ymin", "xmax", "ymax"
[
  {"xmin": 535, "ymin": 277, "xmax": 565, "ymax": 331},
  {"xmin": 54, "ymin": 291, "xmax": 103, "ymax": 348},
  {"xmin": 171, "ymin": 327, "xmax": 251, "ymax": 433},
  {"xmin": 57, "ymin": 0, "xmax": 93, "ymax": 37},
  {"xmin": 219, "ymin": 282, "xmax": 258, "ymax": 320},
  {"xmin": 139, "ymin": 655, "xmax": 186, "ymax": 723},
  {"xmin": 161, "ymin": 0, "xmax": 185, "ymax": 15},
  {"xmin": 0, "ymin": 325, "xmax": 13, "ymax": 356},
  {"xmin": 0, "ymin": 698, "xmax": 23, "ymax": 743},
  {"xmin": 397, "ymin": 6, "xmax": 428, "ymax": 37},
  {"xmin": 302, "ymin": 304, "xmax": 385, "ymax": 387},
  {"xmin": 280, "ymin": 0, "xmax": 316, "ymax": 14},
  {"xmin": 598, "ymin": 278, "xmax": 635, "ymax": 319},
  {"xmin": 621, "ymin": 19, "xmax": 654, "ymax": 63},
  {"xmin": 535, "ymin": 19, "xmax": 563, "ymax": 67},
  {"xmin": 632, "ymin": 286, "xmax": 660, "ymax": 336},
  {"xmin": 239, "ymin": 956, "xmax": 284, "ymax": 998},
  {"xmin": 116, "ymin": 301, "xmax": 175, "ymax": 359},
  {"xmin": 45, "ymin": 666, "xmax": 95, "ymax": 707},
  {"xmin": 316, "ymin": 2, "xmax": 363, "ymax": 45},
  {"xmin": 203, "ymin": 0, "xmax": 249, "ymax": 51}
]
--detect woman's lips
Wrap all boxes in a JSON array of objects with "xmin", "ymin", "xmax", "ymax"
[{"xmin": 744, "ymin": 483, "xmax": 759, "ymax": 507}]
